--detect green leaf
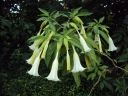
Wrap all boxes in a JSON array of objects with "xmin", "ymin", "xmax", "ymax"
[
  {"xmin": 80, "ymin": 71, "xmax": 87, "ymax": 78},
  {"xmin": 100, "ymin": 81, "xmax": 104, "ymax": 90},
  {"xmin": 64, "ymin": 38, "xmax": 68, "ymax": 50},
  {"xmin": 49, "ymin": 20, "xmax": 56, "ymax": 31},
  {"xmin": 94, "ymin": 19, "xmax": 98, "ymax": 23},
  {"xmin": 72, "ymin": 72, "xmax": 81, "ymax": 87},
  {"xmin": 123, "ymin": 18, "xmax": 128, "ymax": 24},
  {"xmin": 87, "ymin": 72, "xmax": 96, "ymax": 80},
  {"xmin": 61, "ymin": 13, "xmax": 69, "ymax": 18},
  {"xmin": 85, "ymin": 37, "xmax": 98, "ymax": 49},
  {"xmin": 45, "ymin": 42, "xmax": 56, "ymax": 66},
  {"xmin": 61, "ymin": 29, "xmax": 74, "ymax": 36},
  {"xmin": 36, "ymin": 17, "xmax": 46, "ymax": 21},
  {"xmin": 99, "ymin": 25, "xmax": 110, "ymax": 29},
  {"xmin": 93, "ymin": 26, "xmax": 99, "ymax": 35},
  {"xmin": 40, "ymin": 19, "xmax": 48, "ymax": 29},
  {"xmin": 77, "ymin": 11, "xmax": 93, "ymax": 16},
  {"xmin": 97, "ymin": 70, "xmax": 102, "ymax": 76},
  {"xmin": 71, "ymin": 7, "xmax": 82, "ymax": 16},
  {"xmin": 99, "ymin": 65, "xmax": 108, "ymax": 70},
  {"xmin": 103, "ymin": 80, "xmax": 113, "ymax": 92},
  {"xmin": 27, "ymin": 35, "xmax": 44, "ymax": 43},
  {"xmin": 117, "ymin": 35, "xmax": 122, "ymax": 42},
  {"xmin": 38, "ymin": 8, "xmax": 49, "ymax": 16},
  {"xmin": 95, "ymin": 67, "xmax": 98, "ymax": 72},
  {"xmin": 53, "ymin": 11, "xmax": 60, "ymax": 19},
  {"xmin": 99, "ymin": 30, "xmax": 109, "ymax": 43},
  {"xmin": 117, "ymin": 52, "xmax": 128, "ymax": 62},
  {"xmin": 88, "ymin": 22, "xmax": 95, "ymax": 27},
  {"xmin": 87, "ymin": 50, "xmax": 98, "ymax": 64},
  {"xmin": 99, "ymin": 16, "xmax": 105, "ymax": 23},
  {"xmin": 57, "ymin": 38, "xmax": 63, "ymax": 51},
  {"xmin": 0, "ymin": 31, "xmax": 7, "ymax": 36},
  {"xmin": 1, "ymin": 18, "xmax": 12, "ymax": 29},
  {"xmin": 125, "ymin": 64, "xmax": 128, "ymax": 75},
  {"xmin": 87, "ymin": 67, "xmax": 95, "ymax": 72},
  {"xmin": 68, "ymin": 38, "xmax": 84, "ymax": 51}
]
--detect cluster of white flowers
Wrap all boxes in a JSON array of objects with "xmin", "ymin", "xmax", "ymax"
[
  {"xmin": 26, "ymin": 26, "xmax": 117, "ymax": 81},
  {"xmin": 26, "ymin": 39, "xmax": 88, "ymax": 81}
]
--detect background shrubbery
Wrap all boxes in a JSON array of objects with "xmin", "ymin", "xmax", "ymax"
[{"xmin": 0, "ymin": 0, "xmax": 128, "ymax": 96}]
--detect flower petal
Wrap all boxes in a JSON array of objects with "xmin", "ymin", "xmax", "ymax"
[
  {"xmin": 72, "ymin": 46, "xmax": 86, "ymax": 73},
  {"xmin": 78, "ymin": 31, "xmax": 91, "ymax": 52},
  {"xmin": 46, "ymin": 52, "xmax": 60, "ymax": 81},
  {"xmin": 27, "ymin": 51, "xmax": 42, "ymax": 76},
  {"xmin": 108, "ymin": 36, "xmax": 117, "ymax": 51}
]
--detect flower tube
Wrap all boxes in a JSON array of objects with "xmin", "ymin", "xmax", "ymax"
[
  {"xmin": 108, "ymin": 36, "xmax": 117, "ymax": 51},
  {"xmin": 27, "ymin": 51, "xmax": 42, "ymax": 76},
  {"xmin": 77, "ymin": 31, "xmax": 91, "ymax": 52},
  {"xmin": 46, "ymin": 52, "xmax": 60, "ymax": 81},
  {"xmin": 72, "ymin": 46, "xmax": 86, "ymax": 73}
]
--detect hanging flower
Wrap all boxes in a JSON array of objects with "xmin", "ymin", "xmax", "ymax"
[
  {"xmin": 27, "ymin": 51, "xmax": 42, "ymax": 76},
  {"xmin": 77, "ymin": 31, "xmax": 91, "ymax": 52},
  {"xmin": 46, "ymin": 52, "xmax": 60, "ymax": 81},
  {"xmin": 66, "ymin": 50, "xmax": 70, "ymax": 70},
  {"xmin": 108, "ymin": 36, "xmax": 117, "ymax": 51},
  {"xmin": 26, "ymin": 48, "xmax": 40, "ymax": 64},
  {"xmin": 72, "ymin": 46, "xmax": 86, "ymax": 73}
]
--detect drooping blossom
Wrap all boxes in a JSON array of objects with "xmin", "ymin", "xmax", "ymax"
[
  {"xmin": 72, "ymin": 46, "xmax": 86, "ymax": 73},
  {"xmin": 46, "ymin": 52, "xmax": 60, "ymax": 81},
  {"xmin": 27, "ymin": 51, "xmax": 42, "ymax": 76},
  {"xmin": 108, "ymin": 36, "xmax": 117, "ymax": 51},
  {"xmin": 77, "ymin": 31, "xmax": 91, "ymax": 52}
]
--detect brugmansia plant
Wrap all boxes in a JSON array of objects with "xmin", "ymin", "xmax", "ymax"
[{"xmin": 26, "ymin": 7, "xmax": 117, "ymax": 86}]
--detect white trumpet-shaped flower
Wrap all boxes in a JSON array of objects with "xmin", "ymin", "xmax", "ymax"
[
  {"xmin": 66, "ymin": 50, "xmax": 70, "ymax": 70},
  {"xmin": 108, "ymin": 36, "xmax": 117, "ymax": 51},
  {"xmin": 27, "ymin": 51, "xmax": 42, "ymax": 76},
  {"xmin": 77, "ymin": 31, "xmax": 91, "ymax": 52},
  {"xmin": 46, "ymin": 52, "xmax": 60, "ymax": 81},
  {"xmin": 72, "ymin": 47, "xmax": 86, "ymax": 73},
  {"xmin": 26, "ymin": 48, "xmax": 40, "ymax": 64}
]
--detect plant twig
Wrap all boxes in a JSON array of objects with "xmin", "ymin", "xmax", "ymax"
[
  {"xmin": 88, "ymin": 69, "xmax": 109, "ymax": 96},
  {"xmin": 88, "ymin": 50, "xmax": 128, "ymax": 96},
  {"xmin": 94, "ymin": 49, "xmax": 128, "ymax": 73},
  {"xmin": 100, "ymin": 52, "xmax": 128, "ymax": 73}
]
